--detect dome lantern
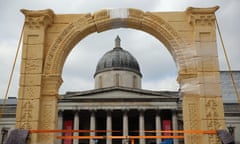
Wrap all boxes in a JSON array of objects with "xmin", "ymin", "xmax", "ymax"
[{"xmin": 115, "ymin": 35, "xmax": 121, "ymax": 48}]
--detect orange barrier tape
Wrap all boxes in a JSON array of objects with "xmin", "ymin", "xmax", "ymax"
[
  {"xmin": 56, "ymin": 135, "xmax": 185, "ymax": 139},
  {"xmin": 142, "ymin": 130, "xmax": 217, "ymax": 134}
]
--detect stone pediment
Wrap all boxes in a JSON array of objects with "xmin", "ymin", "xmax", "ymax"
[{"xmin": 61, "ymin": 87, "xmax": 178, "ymax": 101}]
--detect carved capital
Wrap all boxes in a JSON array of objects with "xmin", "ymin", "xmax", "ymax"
[
  {"xmin": 186, "ymin": 6, "xmax": 219, "ymax": 27},
  {"xmin": 21, "ymin": 9, "xmax": 54, "ymax": 29},
  {"xmin": 41, "ymin": 74, "xmax": 63, "ymax": 96}
]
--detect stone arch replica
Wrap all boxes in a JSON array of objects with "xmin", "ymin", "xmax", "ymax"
[{"xmin": 17, "ymin": 6, "xmax": 226, "ymax": 144}]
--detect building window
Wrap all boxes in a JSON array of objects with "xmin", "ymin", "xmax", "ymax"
[
  {"xmin": 99, "ymin": 76, "xmax": 102, "ymax": 88},
  {"xmin": 133, "ymin": 75, "xmax": 137, "ymax": 88},
  {"xmin": 115, "ymin": 73, "xmax": 119, "ymax": 87}
]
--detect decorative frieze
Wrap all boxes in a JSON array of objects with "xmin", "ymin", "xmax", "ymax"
[{"xmin": 189, "ymin": 14, "xmax": 216, "ymax": 27}]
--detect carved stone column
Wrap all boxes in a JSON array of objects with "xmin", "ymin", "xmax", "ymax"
[{"xmin": 16, "ymin": 9, "xmax": 54, "ymax": 144}]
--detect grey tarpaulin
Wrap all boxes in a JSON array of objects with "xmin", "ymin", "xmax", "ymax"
[
  {"xmin": 5, "ymin": 129, "xmax": 29, "ymax": 144},
  {"xmin": 217, "ymin": 130, "xmax": 234, "ymax": 144}
]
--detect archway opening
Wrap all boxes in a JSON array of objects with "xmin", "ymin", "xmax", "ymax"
[{"xmin": 60, "ymin": 29, "xmax": 179, "ymax": 94}]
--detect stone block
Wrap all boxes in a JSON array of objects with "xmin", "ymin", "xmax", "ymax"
[
  {"xmin": 199, "ymin": 83, "xmax": 222, "ymax": 97},
  {"xmin": 16, "ymin": 99, "xmax": 40, "ymax": 121},
  {"xmin": 201, "ymin": 119, "xmax": 226, "ymax": 130},
  {"xmin": 196, "ymin": 56, "xmax": 220, "ymax": 72},
  {"xmin": 183, "ymin": 119, "xmax": 201, "ymax": 130},
  {"xmin": 180, "ymin": 73, "xmax": 222, "ymax": 96},
  {"xmin": 196, "ymin": 41, "xmax": 218, "ymax": 57},
  {"xmin": 45, "ymin": 32, "xmax": 59, "ymax": 48},
  {"xmin": 38, "ymin": 133, "xmax": 56, "ymax": 144},
  {"xmin": 23, "ymin": 34, "xmax": 44, "ymax": 45},
  {"xmin": 202, "ymin": 135, "xmax": 221, "ymax": 144},
  {"xmin": 182, "ymin": 83, "xmax": 221, "ymax": 97},
  {"xmin": 40, "ymin": 98, "xmax": 58, "ymax": 128},
  {"xmin": 15, "ymin": 121, "xmax": 39, "ymax": 130},
  {"xmin": 47, "ymin": 23, "xmax": 69, "ymax": 33},
  {"xmin": 196, "ymin": 31, "xmax": 216, "ymax": 42},
  {"xmin": 54, "ymin": 14, "xmax": 75, "ymax": 23},
  {"xmin": 18, "ymin": 86, "xmax": 41, "ymax": 99},
  {"xmin": 22, "ymin": 44, "xmax": 44, "ymax": 59},
  {"xmin": 182, "ymin": 96, "xmax": 200, "ymax": 121},
  {"xmin": 20, "ymin": 74, "xmax": 42, "ymax": 86},
  {"xmin": 178, "ymin": 31, "xmax": 194, "ymax": 42},
  {"xmin": 197, "ymin": 71, "xmax": 221, "ymax": 84},
  {"xmin": 200, "ymin": 119, "xmax": 225, "ymax": 144},
  {"xmin": 184, "ymin": 134, "xmax": 202, "ymax": 144},
  {"xmin": 20, "ymin": 59, "xmax": 43, "ymax": 74},
  {"xmin": 199, "ymin": 97, "xmax": 225, "ymax": 120}
]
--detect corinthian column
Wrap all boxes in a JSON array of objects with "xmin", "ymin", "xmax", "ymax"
[
  {"xmin": 57, "ymin": 110, "xmax": 63, "ymax": 144},
  {"xmin": 123, "ymin": 110, "xmax": 128, "ymax": 137},
  {"xmin": 73, "ymin": 111, "xmax": 79, "ymax": 144},
  {"xmin": 172, "ymin": 110, "xmax": 178, "ymax": 144},
  {"xmin": 106, "ymin": 110, "xmax": 112, "ymax": 144},
  {"xmin": 155, "ymin": 110, "xmax": 161, "ymax": 144},
  {"xmin": 90, "ymin": 111, "xmax": 96, "ymax": 144},
  {"xmin": 139, "ymin": 110, "xmax": 145, "ymax": 144}
]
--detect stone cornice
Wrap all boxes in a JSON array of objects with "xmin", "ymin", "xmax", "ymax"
[
  {"xmin": 21, "ymin": 9, "xmax": 55, "ymax": 29},
  {"xmin": 186, "ymin": 6, "xmax": 219, "ymax": 26},
  {"xmin": 186, "ymin": 6, "xmax": 219, "ymax": 14},
  {"xmin": 63, "ymin": 86, "xmax": 179, "ymax": 98},
  {"xmin": 58, "ymin": 102, "xmax": 178, "ymax": 111}
]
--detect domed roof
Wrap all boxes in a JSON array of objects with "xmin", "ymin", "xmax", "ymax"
[{"xmin": 94, "ymin": 36, "xmax": 142, "ymax": 77}]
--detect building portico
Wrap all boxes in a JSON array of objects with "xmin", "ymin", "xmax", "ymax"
[{"xmin": 58, "ymin": 105, "xmax": 179, "ymax": 144}]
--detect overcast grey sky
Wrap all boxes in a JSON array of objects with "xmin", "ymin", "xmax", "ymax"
[{"xmin": 0, "ymin": 0, "xmax": 239, "ymax": 98}]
